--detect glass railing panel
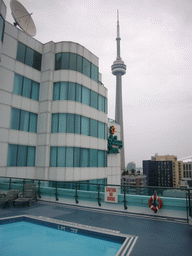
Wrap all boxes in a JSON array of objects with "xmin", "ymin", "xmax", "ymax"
[
  {"xmin": 9, "ymin": 179, "xmax": 23, "ymax": 192},
  {"xmin": 0, "ymin": 178, "xmax": 10, "ymax": 192}
]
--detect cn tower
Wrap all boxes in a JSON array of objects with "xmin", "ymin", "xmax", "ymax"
[{"xmin": 111, "ymin": 11, "xmax": 126, "ymax": 171}]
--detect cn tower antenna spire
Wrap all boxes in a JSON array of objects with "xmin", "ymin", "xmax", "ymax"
[
  {"xmin": 111, "ymin": 10, "xmax": 126, "ymax": 171},
  {"xmin": 116, "ymin": 10, "xmax": 121, "ymax": 59}
]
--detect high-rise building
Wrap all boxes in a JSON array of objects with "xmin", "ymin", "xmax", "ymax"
[
  {"xmin": 111, "ymin": 11, "xmax": 126, "ymax": 171},
  {"xmin": 143, "ymin": 155, "xmax": 183, "ymax": 187},
  {"xmin": 143, "ymin": 159, "xmax": 173, "ymax": 187},
  {"xmin": 155, "ymin": 155, "xmax": 183, "ymax": 187},
  {"xmin": 179, "ymin": 156, "xmax": 192, "ymax": 179},
  {"xmin": 0, "ymin": 0, "xmax": 122, "ymax": 185}
]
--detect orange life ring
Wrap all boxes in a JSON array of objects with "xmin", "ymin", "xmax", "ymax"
[{"xmin": 148, "ymin": 196, "xmax": 163, "ymax": 213}]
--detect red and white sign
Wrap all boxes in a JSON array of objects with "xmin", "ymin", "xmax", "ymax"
[{"xmin": 105, "ymin": 187, "xmax": 118, "ymax": 203}]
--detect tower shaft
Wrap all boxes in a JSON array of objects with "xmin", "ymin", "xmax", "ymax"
[{"xmin": 115, "ymin": 75, "xmax": 125, "ymax": 170}]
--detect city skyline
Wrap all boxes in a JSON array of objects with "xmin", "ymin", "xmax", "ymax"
[{"xmin": 3, "ymin": 0, "xmax": 192, "ymax": 167}]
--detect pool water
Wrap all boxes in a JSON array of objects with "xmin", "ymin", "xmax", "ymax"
[{"xmin": 0, "ymin": 221, "xmax": 122, "ymax": 256}]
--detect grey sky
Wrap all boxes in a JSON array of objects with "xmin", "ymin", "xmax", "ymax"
[{"xmin": 4, "ymin": 0, "xmax": 192, "ymax": 167}]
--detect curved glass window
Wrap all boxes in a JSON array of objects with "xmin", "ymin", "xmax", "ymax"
[
  {"xmin": 53, "ymin": 82, "xmax": 107, "ymax": 114},
  {"xmin": 16, "ymin": 42, "xmax": 42, "ymax": 71},
  {"xmin": 51, "ymin": 113, "xmax": 107, "ymax": 140},
  {"xmin": 50, "ymin": 147, "xmax": 107, "ymax": 167},
  {"xmin": 10, "ymin": 108, "xmax": 38, "ymax": 133},
  {"xmin": 7, "ymin": 144, "xmax": 36, "ymax": 167},
  {"xmin": 55, "ymin": 52, "xmax": 98, "ymax": 82},
  {"xmin": 13, "ymin": 74, "xmax": 40, "ymax": 101}
]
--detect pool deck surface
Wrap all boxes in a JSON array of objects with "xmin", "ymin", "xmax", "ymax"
[{"xmin": 0, "ymin": 200, "xmax": 192, "ymax": 256}]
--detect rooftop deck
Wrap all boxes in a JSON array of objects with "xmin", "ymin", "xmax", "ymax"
[{"xmin": 1, "ymin": 200, "xmax": 192, "ymax": 256}]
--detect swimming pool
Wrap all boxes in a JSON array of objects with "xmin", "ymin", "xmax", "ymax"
[{"xmin": 0, "ymin": 215, "xmax": 137, "ymax": 256}]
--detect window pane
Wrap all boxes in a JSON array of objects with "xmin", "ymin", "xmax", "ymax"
[
  {"xmin": 98, "ymin": 95, "xmax": 105, "ymax": 112},
  {"xmin": 17, "ymin": 145, "xmax": 27, "ymax": 166},
  {"xmin": 91, "ymin": 91, "xmax": 98, "ymax": 109},
  {"xmin": 104, "ymin": 124, "xmax": 107, "ymax": 140},
  {"xmin": 83, "ymin": 58, "xmax": 91, "ymax": 77},
  {"xmin": 98, "ymin": 122, "xmax": 105, "ymax": 139},
  {"xmin": 98, "ymin": 150, "xmax": 105, "ymax": 167},
  {"xmin": 55, "ymin": 53, "xmax": 62, "ymax": 70},
  {"xmin": 31, "ymin": 81, "xmax": 39, "ymax": 101},
  {"xmin": 53, "ymin": 82, "xmax": 60, "ymax": 101},
  {"xmin": 51, "ymin": 114, "xmax": 59, "ymax": 133},
  {"xmin": 60, "ymin": 82, "xmax": 68, "ymax": 100},
  {"xmin": 104, "ymin": 98, "xmax": 108, "ymax": 113},
  {"xmin": 74, "ymin": 147, "xmax": 80, "ymax": 167},
  {"xmin": 80, "ymin": 148, "xmax": 89, "ymax": 167},
  {"xmin": 91, "ymin": 64, "xmax": 98, "ymax": 82},
  {"xmin": 10, "ymin": 108, "xmax": 20, "ymax": 130},
  {"xmin": 0, "ymin": 15, "xmax": 4, "ymax": 42},
  {"xmin": 66, "ymin": 147, "xmax": 73, "ymax": 167},
  {"xmin": 76, "ymin": 84, "xmax": 82, "ymax": 103},
  {"xmin": 68, "ymin": 82, "xmax": 75, "ymax": 101},
  {"xmin": 81, "ymin": 116, "xmax": 89, "ymax": 136},
  {"xmin": 61, "ymin": 52, "xmax": 70, "ymax": 69},
  {"xmin": 90, "ymin": 119, "xmax": 97, "ymax": 137},
  {"xmin": 29, "ymin": 113, "xmax": 37, "ymax": 133},
  {"xmin": 50, "ymin": 147, "xmax": 57, "ymax": 167},
  {"xmin": 27, "ymin": 146, "xmax": 36, "ymax": 166},
  {"xmin": 77, "ymin": 55, "xmax": 83, "ymax": 73},
  {"xmin": 7, "ymin": 144, "xmax": 17, "ymax": 166},
  {"xmin": 33, "ymin": 51, "xmax": 42, "ymax": 71},
  {"xmin": 13, "ymin": 74, "xmax": 23, "ymax": 95},
  {"xmin": 16, "ymin": 42, "xmax": 26, "ymax": 63},
  {"xmin": 58, "ymin": 113, "xmax": 67, "ymax": 133},
  {"xmin": 20, "ymin": 110, "xmax": 29, "ymax": 132},
  {"xmin": 82, "ymin": 86, "xmax": 90, "ymax": 106},
  {"xmin": 69, "ymin": 53, "xmax": 77, "ymax": 70},
  {"xmin": 25, "ymin": 47, "xmax": 34, "ymax": 67},
  {"xmin": 67, "ymin": 114, "xmax": 74, "ymax": 133},
  {"xmin": 58, "ymin": 147, "xmax": 66, "ymax": 167},
  {"xmin": 105, "ymin": 152, "xmax": 107, "ymax": 167},
  {"xmin": 23, "ymin": 77, "xmax": 32, "ymax": 98},
  {"xmin": 90, "ymin": 149, "xmax": 97, "ymax": 167},
  {"xmin": 75, "ymin": 115, "xmax": 81, "ymax": 134}
]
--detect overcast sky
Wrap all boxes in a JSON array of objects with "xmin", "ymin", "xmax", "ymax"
[{"xmin": 4, "ymin": 0, "xmax": 192, "ymax": 167}]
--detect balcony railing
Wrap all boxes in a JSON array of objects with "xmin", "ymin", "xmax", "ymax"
[{"xmin": 0, "ymin": 176, "xmax": 191, "ymax": 222}]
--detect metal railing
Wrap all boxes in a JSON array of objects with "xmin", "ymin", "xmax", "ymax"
[{"xmin": 0, "ymin": 176, "xmax": 191, "ymax": 220}]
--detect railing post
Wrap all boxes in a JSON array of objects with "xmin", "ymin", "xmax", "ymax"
[
  {"xmin": 55, "ymin": 181, "xmax": 58, "ymax": 201},
  {"xmin": 97, "ymin": 184, "xmax": 101, "ymax": 206},
  {"xmin": 9, "ymin": 178, "xmax": 11, "ymax": 190},
  {"xmin": 38, "ymin": 180, "xmax": 41, "ymax": 198},
  {"xmin": 75, "ymin": 183, "xmax": 79, "ymax": 204},
  {"xmin": 188, "ymin": 190, "xmax": 191, "ymax": 217},
  {"xmin": 186, "ymin": 192, "xmax": 189, "ymax": 223},
  {"xmin": 123, "ymin": 185, "xmax": 127, "ymax": 210},
  {"xmin": 23, "ymin": 179, "xmax": 25, "ymax": 193}
]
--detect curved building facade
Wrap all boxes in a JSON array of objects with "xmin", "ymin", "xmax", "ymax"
[{"xmin": 0, "ymin": 0, "xmax": 121, "ymax": 185}]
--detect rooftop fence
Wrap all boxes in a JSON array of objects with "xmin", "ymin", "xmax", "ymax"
[{"xmin": 0, "ymin": 176, "xmax": 191, "ymax": 222}]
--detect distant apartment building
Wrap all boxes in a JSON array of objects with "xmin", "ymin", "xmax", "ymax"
[
  {"xmin": 180, "ymin": 157, "xmax": 192, "ymax": 179},
  {"xmin": 155, "ymin": 155, "xmax": 183, "ymax": 187},
  {"xmin": 143, "ymin": 158, "xmax": 173, "ymax": 187},
  {"xmin": 143, "ymin": 155, "xmax": 184, "ymax": 187},
  {"xmin": 121, "ymin": 174, "xmax": 147, "ymax": 195},
  {"xmin": 121, "ymin": 175, "xmax": 147, "ymax": 186}
]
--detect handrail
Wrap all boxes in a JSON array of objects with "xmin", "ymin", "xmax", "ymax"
[{"xmin": 0, "ymin": 176, "xmax": 191, "ymax": 192}]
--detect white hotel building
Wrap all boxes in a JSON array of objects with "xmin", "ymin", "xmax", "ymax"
[{"xmin": 0, "ymin": 0, "xmax": 122, "ymax": 186}]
